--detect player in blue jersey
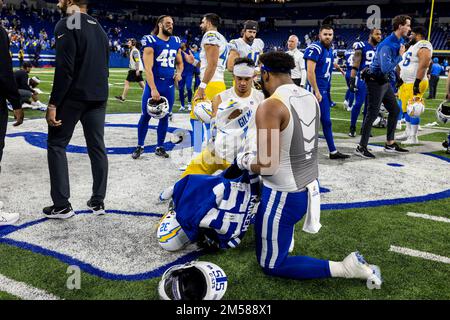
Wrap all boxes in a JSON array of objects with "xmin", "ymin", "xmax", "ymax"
[
  {"xmin": 132, "ymin": 15, "xmax": 183, "ymax": 159},
  {"xmin": 348, "ymin": 28, "xmax": 382, "ymax": 137},
  {"xmin": 304, "ymin": 25, "xmax": 350, "ymax": 160},
  {"xmin": 157, "ymin": 165, "xmax": 260, "ymax": 251},
  {"xmin": 343, "ymin": 49, "xmax": 355, "ymax": 111},
  {"xmin": 191, "ymin": 44, "xmax": 201, "ymax": 95},
  {"xmin": 178, "ymin": 42, "xmax": 194, "ymax": 112}
]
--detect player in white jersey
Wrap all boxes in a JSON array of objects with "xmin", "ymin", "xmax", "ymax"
[
  {"xmin": 115, "ymin": 38, "xmax": 145, "ymax": 102},
  {"xmin": 286, "ymin": 35, "xmax": 306, "ymax": 87},
  {"xmin": 236, "ymin": 52, "xmax": 382, "ymax": 289},
  {"xmin": 159, "ymin": 58, "xmax": 264, "ymax": 201},
  {"xmin": 397, "ymin": 26, "xmax": 432, "ymax": 144},
  {"xmin": 227, "ymin": 20, "xmax": 265, "ymax": 70}
]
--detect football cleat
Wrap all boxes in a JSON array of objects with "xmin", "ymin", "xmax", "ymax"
[
  {"xmin": 87, "ymin": 200, "xmax": 105, "ymax": 216},
  {"xmin": 115, "ymin": 95, "xmax": 125, "ymax": 103},
  {"xmin": 132, "ymin": 146, "xmax": 144, "ymax": 159},
  {"xmin": 342, "ymin": 252, "xmax": 382, "ymax": 290},
  {"xmin": 403, "ymin": 135, "xmax": 419, "ymax": 145},
  {"xmin": 43, "ymin": 204, "xmax": 74, "ymax": 220},
  {"xmin": 0, "ymin": 211, "xmax": 20, "ymax": 226},
  {"xmin": 348, "ymin": 126, "xmax": 356, "ymax": 137},
  {"xmin": 155, "ymin": 146, "xmax": 169, "ymax": 158}
]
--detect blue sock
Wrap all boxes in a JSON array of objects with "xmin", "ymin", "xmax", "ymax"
[
  {"xmin": 157, "ymin": 115, "xmax": 169, "ymax": 147},
  {"xmin": 137, "ymin": 113, "xmax": 151, "ymax": 147},
  {"xmin": 190, "ymin": 119, "xmax": 204, "ymax": 153}
]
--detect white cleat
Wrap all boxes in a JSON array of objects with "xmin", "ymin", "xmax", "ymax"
[
  {"xmin": 396, "ymin": 120, "xmax": 402, "ymax": 130},
  {"xmin": 342, "ymin": 251, "xmax": 382, "ymax": 290},
  {"xmin": 159, "ymin": 186, "xmax": 174, "ymax": 202},
  {"xmin": 396, "ymin": 132, "xmax": 409, "ymax": 141},
  {"xmin": 403, "ymin": 135, "xmax": 419, "ymax": 145},
  {"xmin": 187, "ymin": 104, "xmax": 192, "ymax": 111},
  {"xmin": 418, "ymin": 125, "xmax": 423, "ymax": 131},
  {"xmin": 0, "ymin": 211, "xmax": 20, "ymax": 227}
]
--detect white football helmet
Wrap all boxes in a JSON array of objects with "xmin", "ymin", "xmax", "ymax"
[
  {"xmin": 157, "ymin": 209, "xmax": 190, "ymax": 252},
  {"xmin": 193, "ymin": 99, "xmax": 213, "ymax": 123},
  {"xmin": 436, "ymin": 100, "xmax": 450, "ymax": 124},
  {"xmin": 407, "ymin": 96, "xmax": 425, "ymax": 118},
  {"xmin": 379, "ymin": 103, "xmax": 388, "ymax": 117},
  {"xmin": 213, "ymin": 98, "xmax": 253, "ymax": 162},
  {"xmin": 147, "ymin": 97, "xmax": 170, "ymax": 119},
  {"xmin": 158, "ymin": 261, "xmax": 228, "ymax": 300}
]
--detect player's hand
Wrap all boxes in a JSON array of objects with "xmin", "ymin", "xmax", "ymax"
[
  {"xmin": 13, "ymin": 108, "xmax": 24, "ymax": 127},
  {"xmin": 174, "ymin": 73, "xmax": 182, "ymax": 82},
  {"xmin": 151, "ymin": 88, "xmax": 161, "ymax": 101},
  {"xmin": 315, "ymin": 91, "xmax": 322, "ymax": 103},
  {"xmin": 194, "ymin": 87, "xmax": 206, "ymax": 101},
  {"xmin": 46, "ymin": 105, "xmax": 62, "ymax": 127},
  {"xmin": 182, "ymin": 50, "xmax": 195, "ymax": 65},
  {"xmin": 399, "ymin": 44, "xmax": 406, "ymax": 56},
  {"xmin": 136, "ymin": 70, "xmax": 140, "ymax": 77},
  {"xmin": 349, "ymin": 77, "xmax": 357, "ymax": 93}
]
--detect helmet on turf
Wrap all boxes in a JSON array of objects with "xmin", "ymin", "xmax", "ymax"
[
  {"xmin": 158, "ymin": 261, "xmax": 228, "ymax": 300},
  {"xmin": 436, "ymin": 100, "xmax": 450, "ymax": 124},
  {"xmin": 157, "ymin": 209, "xmax": 190, "ymax": 252},
  {"xmin": 407, "ymin": 96, "xmax": 425, "ymax": 118},
  {"xmin": 147, "ymin": 97, "xmax": 169, "ymax": 119},
  {"xmin": 193, "ymin": 99, "xmax": 213, "ymax": 123}
]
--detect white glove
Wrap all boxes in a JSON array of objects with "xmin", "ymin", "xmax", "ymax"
[{"xmin": 236, "ymin": 151, "xmax": 255, "ymax": 172}]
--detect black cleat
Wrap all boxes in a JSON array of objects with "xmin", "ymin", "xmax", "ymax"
[
  {"xmin": 132, "ymin": 146, "xmax": 144, "ymax": 159},
  {"xmin": 355, "ymin": 145, "xmax": 375, "ymax": 159},
  {"xmin": 87, "ymin": 200, "xmax": 105, "ymax": 216},
  {"xmin": 330, "ymin": 151, "xmax": 351, "ymax": 160},
  {"xmin": 348, "ymin": 126, "xmax": 356, "ymax": 137},
  {"xmin": 115, "ymin": 95, "xmax": 125, "ymax": 102},
  {"xmin": 43, "ymin": 204, "xmax": 74, "ymax": 219},
  {"xmin": 155, "ymin": 146, "xmax": 169, "ymax": 158},
  {"xmin": 384, "ymin": 142, "xmax": 409, "ymax": 153}
]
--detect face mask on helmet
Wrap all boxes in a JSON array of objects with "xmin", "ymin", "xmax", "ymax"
[
  {"xmin": 158, "ymin": 261, "xmax": 228, "ymax": 300},
  {"xmin": 193, "ymin": 99, "xmax": 213, "ymax": 123},
  {"xmin": 157, "ymin": 209, "xmax": 190, "ymax": 252},
  {"xmin": 407, "ymin": 96, "xmax": 425, "ymax": 118},
  {"xmin": 147, "ymin": 97, "xmax": 169, "ymax": 119},
  {"xmin": 436, "ymin": 100, "xmax": 450, "ymax": 124}
]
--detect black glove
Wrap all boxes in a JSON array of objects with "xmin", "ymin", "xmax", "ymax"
[
  {"xmin": 395, "ymin": 78, "xmax": 404, "ymax": 90},
  {"xmin": 349, "ymin": 77, "xmax": 357, "ymax": 93},
  {"xmin": 413, "ymin": 78, "xmax": 421, "ymax": 95}
]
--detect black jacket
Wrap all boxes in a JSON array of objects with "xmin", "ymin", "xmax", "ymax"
[
  {"xmin": 0, "ymin": 26, "xmax": 21, "ymax": 110},
  {"xmin": 49, "ymin": 13, "xmax": 110, "ymax": 107},
  {"xmin": 14, "ymin": 69, "xmax": 32, "ymax": 91}
]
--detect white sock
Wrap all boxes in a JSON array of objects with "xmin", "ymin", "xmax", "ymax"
[
  {"xmin": 410, "ymin": 124, "xmax": 419, "ymax": 137},
  {"xmin": 329, "ymin": 261, "xmax": 348, "ymax": 278},
  {"xmin": 404, "ymin": 122, "xmax": 411, "ymax": 135}
]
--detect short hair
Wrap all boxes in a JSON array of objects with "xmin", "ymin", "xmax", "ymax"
[
  {"xmin": 370, "ymin": 28, "xmax": 381, "ymax": 34},
  {"xmin": 259, "ymin": 51, "xmax": 295, "ymax": 74},
  {"xmin": 203, "ymin": 13, "xmax": 221, "ymax": 28},
  {"xmin": 22, "ymin": 61, "xmax": 33, "ymax": 69},
  {"xmin": 234, "ymin": 57, "xmax": 255, "ymax": 68},
  {"xmin": 392, "ymin": 15, "xmax": 411, "ymax": 31},
  {"xmin": 72, "ymin": 0, "xmax": 89, "ymax": 6},
  {"xmin": 412, "ymin": 25, "xmax": 427, "ymax": 38},
  {"xmin": 319, "ymin": 24, "xmax": 334, "ymax": 32}
]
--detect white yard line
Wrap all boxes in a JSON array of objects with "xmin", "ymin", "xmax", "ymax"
[
  {"xmin": 0, "ymin": 274, "xmax": 61, "ymax": 300},
  {"xmin": 389, "ymin": 246, "xmax": 450, "ymax": 264},
  {"xmin": 406, "ymin": 212, "xmax": 450, "ymax": 223}
]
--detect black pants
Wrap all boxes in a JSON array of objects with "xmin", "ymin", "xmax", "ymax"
[
  {"xmin": 0, "ymin": 99, "xmax": 8, "ymax": 165},
  {"xmin": 359, "ymin": 80, "xmax": 400, "ymax": 148},
  {"xmin": 428, "ymin": 75, "xmax": 439, "ymax": 99},
  {"xmin": 47, "ymin": 99, "xmax": 108, "ymax": 207}
]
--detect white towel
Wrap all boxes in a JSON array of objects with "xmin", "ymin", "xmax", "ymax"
[{"xmin": 302, "ymin": 179, "xmax": 321, "ymax": 234}]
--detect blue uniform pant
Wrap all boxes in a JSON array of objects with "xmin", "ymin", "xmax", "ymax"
[
  {"xmin": 319, "ymin": 89, "xmax": 337, "ymax": 153},
  {"xmin": 179, "ymin": 74, "xmax": 193, "ymax": 108},
  {"xmin": 345, "ymin": 74, "xmax": 355, "ymax": 107},
  {"xmin": 255, "ymin": 185, "xmax": 331, "ymax": 280},
  {"xmin": 350, "ymin": 79, "xmax": 368, "ymax": 128},
  {"xmin": 137, "ymin": 78, "xmax": 175, "ymax": 147}
]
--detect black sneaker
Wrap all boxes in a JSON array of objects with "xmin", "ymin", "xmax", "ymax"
[
  {"xmin": 355, "ymin": 145, "xmax": 375, "ymax": 159},
  {"xmin": 443, "ymin": 140, "xmax": 449, "ymax": 149},
  {"xmin": 348, "ymin": 126, "xmax": 356, "ymax": 137},
  {"xmin": 155, "ymin": 146, "xmax": 169, "ymax": 158},
  {"xmin": 132, "ymin": 146, "xmax": 144, "ymax": 159},
  {"xmin": 43, "ymin": 204, "xmax": 74, "ymax": 219},
  {"xmin": 115, "ymin": 95, "xmax": 125, "ymax": 103},
  {"xmin": 87, "ymin": 200, "xmax": 105, "ymax": 216},
  {"xmin": 329, "ymin": 151, "xmax": 351, "ymax": 160},
  {"xmin": 384, "ymin": 142, "xmax": 409, "ymax": 153}
]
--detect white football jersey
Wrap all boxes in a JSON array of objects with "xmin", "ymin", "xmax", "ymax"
[
  {"xmin": 229, "ymin": 38, "xmax": 264, "ymax": 64},
  {"xmin": 200, "ymin": 30, "xmax": 228, "ymax": 83},
  {"xmin": 400, "ymin": 40, "xmax": 433, "ymax": 83},
  {"xmin": 129, "ymin": 47, "xmax": 144, "ymax": 71},
  {"xmin": 286, "ymin": 48, "xmax": 306, "ymax": 84},
  {"xmin": 213, "ymin": 87, "xmax": 264, "ymax": 162}
]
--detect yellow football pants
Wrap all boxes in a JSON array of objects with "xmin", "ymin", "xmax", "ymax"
[
  {"xmin": 180, "ymin": 148, "xmax": 230, "ymax": 178},
  {"xmin": 398, "ymin": 80, "xmax": 428, "ymax": 113}
]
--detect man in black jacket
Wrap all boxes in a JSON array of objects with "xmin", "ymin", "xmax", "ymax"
[
  {"xmin": 0, "ymin": 0, "xmax": 24, "ymax": 226},
  {"xmin": 44, "ymin": 0, "xmax": 110, "ymax": 219}
]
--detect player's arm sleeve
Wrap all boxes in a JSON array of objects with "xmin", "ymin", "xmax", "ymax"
[
  {"xmin": 203, "ymin": 32, "xmax": 221, "ymax": 47},
  {"xmin": 49, "ymin": 22, "xmax": 76, "ymax": 107},
  {"xmin": 379, "ymin": 45, "xmax": 402, "ymax": 74},
  {"xmin": 132, "ymin": 50, "xmax": 140, "ymax": 62},
  {"xmin": 0, "ymin": 28, "xmax": 21, "ymax": 109},
  {"xmin": 303, "ymin": 46, "xmax": 320, "ymax": 63}
]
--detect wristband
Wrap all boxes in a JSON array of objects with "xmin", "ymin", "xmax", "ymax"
[
  {"xmin": 192, "ymin": 59, "xmax": 199, "ymax": 66},
  {"xmin": 199, "ymin": 82, "xmax": 207, "ymax": 89},
  {"xmin": 351, "ymin": 66, "xmax": 359, "ymax": 71},
  {"xmin": 414, "ymin": 78, "xmax": 421, "ymax": 87}
]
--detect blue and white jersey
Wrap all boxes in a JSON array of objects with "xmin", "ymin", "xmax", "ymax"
[
  {"xmin": 304, "ymin": 41, "xmax": 334, "ymax": 90},
  {"xmin": 140, "ymin": 34, "xmax": 182, "ymax": 79},
  {"xmin": 344, "ymin": 49, "xmax": 354, "ymax": 77},
  {"xmin": 352, "ymin": 41, "xmax": 376, "ymax": 71},
  {"xmin": 172, "ymin": 166, "xmax": 260, "ymax": 249}
]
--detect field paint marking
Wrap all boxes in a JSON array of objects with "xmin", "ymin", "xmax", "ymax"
[
  {"xmin": 0, "ymin": 273, "xmax": 61, "ymax": 300},
  {"xmin": 389, "ymin": 245, "xmax": 450, "ymax": 264},
  {"xmin": 406, "ymin": 212, "xmax": 450, "ymax": 223}
]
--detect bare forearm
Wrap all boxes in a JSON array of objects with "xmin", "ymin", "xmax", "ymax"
[{"xmin": 202, "ymin": 62, "xmax": 217, "ymax": 84}]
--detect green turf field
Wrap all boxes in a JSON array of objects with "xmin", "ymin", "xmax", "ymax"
[{"xmin": 1, "ymin": 69, "xmax": 449, "ymax": 300}]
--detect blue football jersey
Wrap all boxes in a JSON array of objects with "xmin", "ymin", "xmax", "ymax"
[
  {"xmin": 172, "ymin": 166, "xmax": 260, "ymax": 249},
  {"xmin": 181, "ymin": 47, "xmax": 195, "ymax": 76},
  {"xmin": 352, "ymin": 41, "xmax": 376, "ymax": 71},
  {"xmin": 344, "ymin": 49, "xmax": 354, "ymax": 77},
  {"xmin": 304, "ymin": 41, "xmax": 334, "ymax": 90},
  {"xmin": 141, "ymin": 34, "xmax": 181, "ymax": 79}
]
